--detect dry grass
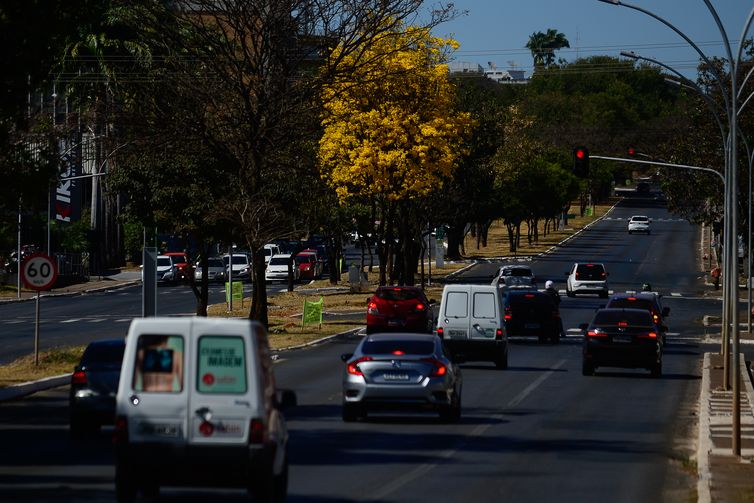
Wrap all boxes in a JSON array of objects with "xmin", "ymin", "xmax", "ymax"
[{"xmin": 0, "ymin": 201, "xmax": 611, "ymax": 387}]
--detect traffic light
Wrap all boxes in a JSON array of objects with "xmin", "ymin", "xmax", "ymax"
[
  {"xmin": 573, "ymin": 146, "xmax": 589, "ymax": 178},
  {"xmin": 628, "ymin": 146, "xmax": 637, "ymax": 156}
]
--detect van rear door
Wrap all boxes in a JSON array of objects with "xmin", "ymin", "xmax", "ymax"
[
  {"xmin": 187, "ymin": 319, "xmax": 261, "ymax": 447},
  {"xmin": 122, "ymin": 318, "xmax": 189, "ymax": 447},
  {"xmin": 469, "ymin": 288, "xmax": 501, "ymax": 340},
  {"xmin": 441, "ymin": 288, "xmax": 471, "ymax": 340}
]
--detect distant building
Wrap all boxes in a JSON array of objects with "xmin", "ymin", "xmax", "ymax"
[
  {"xmin": 447, "ymin": 61, "xmax": 527, "ymax": 84},
  {"xmin": 447, "ymin": 61, "xmax": 484, "ymax": 74}
]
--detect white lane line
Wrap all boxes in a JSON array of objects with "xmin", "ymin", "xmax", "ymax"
[
  {"xmin": 567, "ymin": 328, "xmax": 582, "ymax": 333},
  {"xmin": 5, "ymin": 320, "xmax": 24, "ymax": 325},
  {"xmin": 87, "ymin": 319, "xmax": 105, "ymax": 323},
  {"xmin": 61, "ymin": 319, "xmax": 82, "ymax": 324},
  {"xmin": 116, "ymin": 318, "xmax": 132, "ymax": 323},
  {"xmin": 671, "ymin": 293, "xmax": 682, "ymax": 297},
  {"xmin": 367, "ymin": 359, "xmax": 567, "ymax": 501}
]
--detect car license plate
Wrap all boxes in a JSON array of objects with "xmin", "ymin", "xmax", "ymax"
[
  {"xmin": 524, "ymin": 323, "xmax": 540, "ymax": 329},
  {"xmin": 448, "ymin": 330, "xmax": 467, "ymax": 338},
  {"xmin": 383, "ymin": 373, "xmax": 410, "ymax": 381},
  {"xmin": 612, "ymin": 335, "xmax": 632, "ymax": 343},
  {"xmin": 139, "ymin": 421, "xmax": 179, "ymax": 437},
  {"xmin": 388, "ymin": 319, "xmax": 403, "ymax": 327}
]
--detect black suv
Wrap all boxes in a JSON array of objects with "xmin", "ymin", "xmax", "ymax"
[
  {"xmin": 604, "ymin": 292, "xmax": 669, "ymax": 343},
  {"xmin": 503, "ymin": 290, "xmax": 561, "ymax": 344}
]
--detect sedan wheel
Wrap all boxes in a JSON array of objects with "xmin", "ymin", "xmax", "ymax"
[{"xmin": 342, "ymin": 403, "xmax": 364, "ymax": 422}]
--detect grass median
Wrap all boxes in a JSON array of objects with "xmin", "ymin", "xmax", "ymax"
[{"xmin": 0, "ymin": 201, "xmax": 614, "ymax": 388}]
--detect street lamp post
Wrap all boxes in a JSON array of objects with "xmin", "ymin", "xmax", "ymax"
[{"xmin": 598, "ymin": 0, "xmax": 754, "ymax": 457}]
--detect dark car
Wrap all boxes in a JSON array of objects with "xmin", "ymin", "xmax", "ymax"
[
  {"xmin": 340, "ymin": 332, "xmax": 462, "ymax": 422},
  {"xmin": 366, "ymin": 286, "xmax": 434, "ymax": 334},
  {"xmin": 604, "ymin": 292, "xmax": 670, "ymax": 343},
  {"xmin": 503, "ymin": 290, "xmax": 561, "ymax": 343},
  {"xmin": 69, "ymin": 339, "xmax": 126, "ymax": 436},
  {"xmin": 581, "ymin": 308, "xmax": 662, "ymax": 377}
]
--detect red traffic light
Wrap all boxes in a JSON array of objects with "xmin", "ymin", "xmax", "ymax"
[
  {"xmin": 575, "ymin": 148, "xmax": 586, "ymax": 159},
  {"xmin": 628, "ymin": 147, "xmax": 636, "ymax": 156}
]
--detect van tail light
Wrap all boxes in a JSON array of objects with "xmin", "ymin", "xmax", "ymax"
[
  {"xmin": 436, "ymin": 326, "xmax": 444, "ymax": 337},
  {"xmin": 422, "ymin": 358, "xmax": 447, "ymax": 377},
  {"xmin": 638, "ymin": 332, "xmax": 657, "ymax": 339},
  {"xmin": 414, "ymin": 303, "xmax": 426, "ymax": 311},
  {"xmin": 347, "ymin": 356, "xmax": 373, "ymax": 376},
  {"xmin": 249, "ymin": 418, "xmax": 265, "ymax": 444},
  {"xmin": 587, "ymin": 330, "xmax": 607, "ymax": 338},
  {"xmin": 72, "ymin": 370, "xmax": 87, "ymax": 385},
  {"xmin": 113, "ymin": 415, "xmax": 128, "ymax": 445},
  {"xmin": 367, "ymin": 301, "xmax": 379, "ymax": 315},
  {"xmin": 495, "ymin": 328, "xmax": 503, "ymax": 340}
]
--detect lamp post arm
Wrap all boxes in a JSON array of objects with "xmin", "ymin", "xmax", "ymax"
[
  {"xmin": 591, "ymin": 155, "xmax": 725, "ymax": 185},
  {"xmin": 702, "ymin": 0, "xmax": 734, "ymax": 66},
  {"xmin": 734, "ymin": 6, "xmax": 754, "ymax": 73},
  {"xmin": 738, "ymin": 65, "xmax": 754, "ymax": 100}
]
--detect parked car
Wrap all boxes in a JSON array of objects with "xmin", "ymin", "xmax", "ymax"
[
  {"xmin": 436, "ymin": 284, "xmax": 508, "ymax": 369},
  {"xmin": 194, "ymin": 256, "xmax": 226, "ymax": 283},
  {"xmin": 340, "ymin": 332, "xmax": 462, "ymax": 422},
  {"xmin": 365, "ymin": 286, "xmax": 434, "ymax": 334},
  {"xmin": 566, "ymin": 262, "xmax": 609, "ymax": 298},
  {"xmin": 604, "ymin": 292, "xmax": 670, "ymax": 343},
  {"xmin": 300, "ymin": 247, "xmax": 326, "ymax": 273},
  {"xmin": 265, "ymin": 253, "xmax": 299, "ymax": 282},
  {"xmin": 295, "ymin": 252, "xmax": 322, "ymax": 280},
  {"xmin": 502, "ymin": 289, "xmax": 561, "ymax": 344},
  {"xmin": 492, "ymin": 264, "xmax": 536, "ymax": 287},
  {"xmin": 627, "ymin": 215, "xmax": 652, "ymax": 234},
  {"xmin": 69, "ymin": 338, "xmax": 126, "ymax": 436},
  {"xmin": 223, "ymin": 253, "xmax": 251, "ymax": 282},
  {"xmin": 581, "ymin": 308, "xmax": 662, "ymax": 377},
  {"xmin": 115, "ymin": 317, "xmax": 295, "ymax": 502}
]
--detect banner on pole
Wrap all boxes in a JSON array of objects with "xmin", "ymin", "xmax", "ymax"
[
  {"xmin": 302, "ymin": 297, "xmax": 324, "ymax": 328},
  {"xmin": 225, "ymin": 281, "xmax": 243, "ymax": 305}
]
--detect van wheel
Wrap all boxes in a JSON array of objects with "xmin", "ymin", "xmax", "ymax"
[
  {"xmin": 115, "ymin": 462, "xmax": 137, "ymax": 503},
  {"xmin": 494, "ymin": 349, "xmax": 508, "ymax": 370},
  {"xmin": 250, "ymin": 456, "xmax": 287, "ymax": 503}
]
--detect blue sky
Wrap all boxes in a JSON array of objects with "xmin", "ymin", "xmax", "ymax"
[{"xmin": 431, "ymin": 0, "xmax": 753, "ymax": 79}]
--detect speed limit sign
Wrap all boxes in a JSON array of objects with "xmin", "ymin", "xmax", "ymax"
[{"xmin": 21, "ymin": 253, "xmax": 58, "ymax": 291}]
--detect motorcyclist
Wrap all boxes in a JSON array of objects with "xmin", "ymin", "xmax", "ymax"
[{"xmin": 545, "ymin": 280, "xmax": 566, "ymax": 338}]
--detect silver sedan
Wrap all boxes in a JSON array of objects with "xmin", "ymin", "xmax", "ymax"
[{"xmin": 340, "ymin": 333, "xmax": 462, "ymax": 422}]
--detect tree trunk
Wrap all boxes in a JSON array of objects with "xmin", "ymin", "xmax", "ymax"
[{"xmin": 249, "ymin": 247, "xmax": 268, "ymax": 328}]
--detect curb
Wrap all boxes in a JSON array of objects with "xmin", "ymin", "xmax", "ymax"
[
  {"xmin": 697, "ymin": 352, "xmax": 712, "ymax": 503},
  {"xmin": 0, "ymin": 373, "xmax": 71, "ymax": 402}
]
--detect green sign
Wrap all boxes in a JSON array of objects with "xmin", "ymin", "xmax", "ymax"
[
  {"xmin": 225, "ymin": 281, "xmax": 243, "ymax": 303},
  {"xmin": 435, "ymin": 226, "xmax": 446, "ymax": 239},
  {"xmin": 302, "ymin": 297, "xmax": 324, "ymax": 327}
]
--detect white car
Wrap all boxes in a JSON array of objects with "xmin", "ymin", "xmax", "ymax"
[
  {"xmin": 265, "ymin": 254, "xmax": 299, "ymax": 282},
  {"xmin": 628, "ymin": 215, "xmax": 651, "ymax": 234},
  {"xmin": 565, "ymin": 262, "xmax": 609, "ymax": 298},
  {"xmin": 223, "ymin": 253, "xmax": 252, "ymax": 282}
]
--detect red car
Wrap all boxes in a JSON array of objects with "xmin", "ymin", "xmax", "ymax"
[
  {"xmin": 163, "ymin": 251, "xmax": 193, "ymax": 282},
  {"xmin": 295, "ymin": 252, "xmax": 322, "ymax": 280},
  {"xmin": 366, "ymin": 286, "xmax": 435, "ymax": 334}
]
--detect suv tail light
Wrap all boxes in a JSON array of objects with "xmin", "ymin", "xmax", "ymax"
[
  {"xmin": 437, "ymin": 326, "xmax": 444, "ymax": 337},
  {"xmin": 414, "ymin": 303, "xmax": 426, "ymax": 311},
  {"xmin": 367, "ymin": 301, "xmax": 379, "ymax": 315},
  {"xmin": 575, "ymin": 272, "xmax": 580, "ymax": 280},
  {"xmin": 249, "ymin": 418, "xmax": 265, "ymax": 444},
  {"xmin": 504, "ymin": 306, "xmax": 512, "ymax": 320},
  {"xmin": 587, "ymin": 329, "xmax": 607, "ymax": 338},
  {"xmin": 72, "ymin": 370, "xmax": 87, "ymax": 385},
  {"xmin": 422, "ymin": 358, "xmax": 447, "ymax": 377},
  {"xmin": 347, "ymin": 356, "xmax": 373, "ymax": 376},
  {"xmin": 495, "ymin": 328, "xmax": 503, "ymax": 340},
  {"xmin": 638, "ymin": 332, "xmax": 657, "ymax": 339},
  {"xmin": 113, "ymin": 415, "xmax": 128, "ymax": 445}
]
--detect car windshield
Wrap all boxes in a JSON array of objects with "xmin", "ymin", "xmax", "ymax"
[
  {"xmin": 295, "ymin": 255, "xmax": 313, "ymax": 264},
  {"xmin": 269, "ymin": 257, "xmax": 289, "ymax": 266},
  {"xmin": 376, "ymin": 288, "xmax": 421, "ymax": 301},
  {"xmin": 362, "ymin": 339, "xmax": 434, "ymax": 355},
  {"xmin": 157, "ymin": 257, "xmax": 172, "ymax": 267},
  {"xmin": 207, "ymin": 258, "xmax": 224, "ymax": 268},
  {"xmin": 593, "ymin": 310, "xmax": 652, "ymax": 326},
  {"xmin": 264, "ymin": 249, "xmax": 273, "ymax": 257},
  {"xmin": 576, "ymin": 264, "xmax": 605, "ymax": 280},
  {"xmin": 223, "ymin": 256, "xmax": 247, "ymax": 265}
]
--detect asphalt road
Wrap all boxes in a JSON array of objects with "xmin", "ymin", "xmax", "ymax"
[{"xmin": 0, "ymin": 196, "xmax": 721, "ymax": 502}]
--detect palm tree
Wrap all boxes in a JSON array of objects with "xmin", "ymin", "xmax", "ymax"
[{"xmin": 525, "ymin": 28, "xmax": 570, "ymax": 68}]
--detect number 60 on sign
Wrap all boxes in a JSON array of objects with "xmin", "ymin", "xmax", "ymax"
[{"xmin": 21, "ymin": 253, "xmax": 58, "ymax": 291}]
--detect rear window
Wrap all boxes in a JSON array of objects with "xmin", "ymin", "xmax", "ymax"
[
  {"xmin": 576, "ymin": 264, "xmax": 605, "ymax": 280},
  {"xmin": 631, "ymin": 216, "xmax": 649, "ymax": 222},
  {"xmin": 503, "ymin": 268, "xmax": 531, "ymax": 277},
  {"xmin": 197, "ymin": 336, "xmax": 247, "ymax": 394},
  {"xmin": 593, "ymin": 310, "xmax": 652, "ymax": 326},
  {"xmin": 376, "ymin": 288, "xmax": 421, "ymax": 301},
  {"xmin": 444, "ymin": 291, "xmax": 468, "ymax": 317},
  {"xmin": 508, "ymin": 293, "xmax": 551, "ymax": 308},
  {"xmin": 607, "ymin": 298, "xmax": 656, "ymax": 313},
  {"xmin": 132, "ymin": 334, "xmax": 184, "ymax": 393},
  {"xmin": 473, "ymin": 292, "xmax": 497, "ymax": 319},
  {"xmin": 362, "ymin": 339, "xmax": 434, "ymax": 355},
  {"xmin": 82, "ymin": 342, "xmax": 125, "ymax": 365}
]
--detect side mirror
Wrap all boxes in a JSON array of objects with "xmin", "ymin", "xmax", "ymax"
[
  {"xmin": 578, "ymin": 323, "xmax": 589, "ymax": 331},
  {"xmin": 662, "ymin": 307, "xmax": 670, "ymax": 317},
  {"xmin": 276, "ymin": 389, "xmax": 297, "ymax": 410},
  {"xmin": 340, "ymin": 353, "xmax": 353, "ymax": 362}
]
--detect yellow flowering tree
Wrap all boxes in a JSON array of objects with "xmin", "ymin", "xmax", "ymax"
[{"xmin": 319, "ymin": 24, "xmax": 473, "ymax": 284}]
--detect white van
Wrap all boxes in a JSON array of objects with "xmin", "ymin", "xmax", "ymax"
[
  {"xmin": 114, "ymin": 317, "xmax": 295, "ymax": 502},
  {"xmin": 436, "ymin": 284, "xmax": 508, "ymax": 369}
]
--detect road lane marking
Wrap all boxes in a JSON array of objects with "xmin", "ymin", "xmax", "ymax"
[
  {"xmin": 367, "ymin": 359, "xmax": 567, "ymax": 501},
  {"xmin": 116, "ymin": 318, "xmax": 132, "ymax": 322},
  {"xmin": 87, "ymin": 319, "xmax": 105, "ymax": 323},
  {"xmin": 61, "ymin": 319, "xmax": 82, "ymax": 323}
]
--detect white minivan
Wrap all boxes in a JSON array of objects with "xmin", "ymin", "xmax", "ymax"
[
  {"xmin": 436, "ymin": 284, "xmax": 508, "ymax": 369},
  {"xmin": 114, "ymin": 317, "xmax": 295, "ymax": 502}
]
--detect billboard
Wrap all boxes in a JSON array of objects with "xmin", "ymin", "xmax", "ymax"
[{"xmin": 53, "ymin": 136, "xmax": 82, "ymax": 224}]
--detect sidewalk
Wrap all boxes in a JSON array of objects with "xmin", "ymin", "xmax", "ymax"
[{"xmin": 699, "ymin": 351, "xmax": 754, "ymax": 503}]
